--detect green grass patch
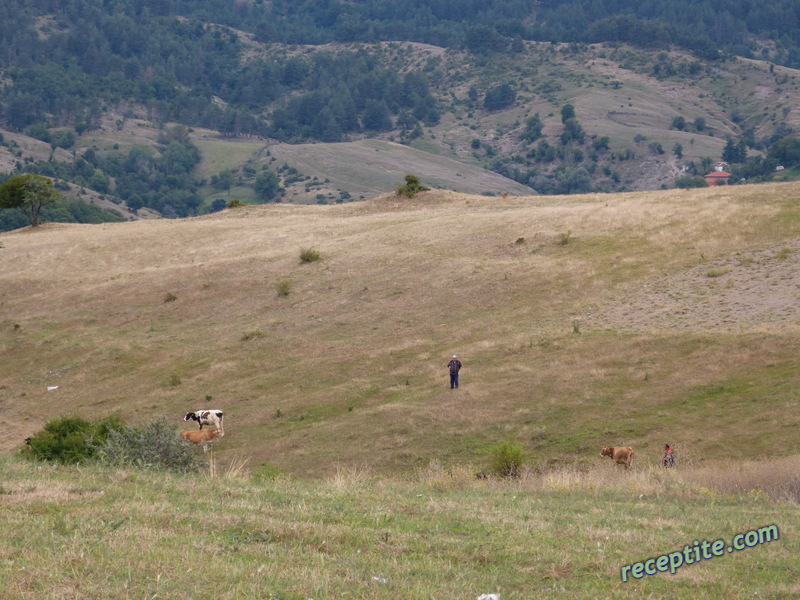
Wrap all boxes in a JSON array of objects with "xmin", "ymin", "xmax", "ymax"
[{"xmin": 0, "ymin": 456, "xmax": 797, "ymax": 599}]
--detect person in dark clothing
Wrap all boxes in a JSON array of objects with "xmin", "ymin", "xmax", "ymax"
[{"xmin": 447, "ymin": 355, "xmax": 462, "ymax": 389}]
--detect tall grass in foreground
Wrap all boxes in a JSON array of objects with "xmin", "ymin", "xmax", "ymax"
[
  {"xmin": 421, "ymin": 455, "xmax": 800, "ymax": 503},
  {"xmin": 1, "ymin": 456, "xmax": 797, "ymax": 600},
  {"xmin": 540, "ymin": 458, "xmax": 800, "ymax": 504},
  {"xmin": 206, "ymin": 452, "xmax": 251, "ymax": 480}
]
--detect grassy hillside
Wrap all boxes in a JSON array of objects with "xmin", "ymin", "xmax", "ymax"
[
  {"xmin": 1, "ymin": 455, "xmax": 797, "ymax": 599},
  {"xmin": 192, "ymin": 136, "xmax": 536, "ymax": 206},
  {"xmin": 2, "ymin": 183, "xmax": 800, "ymax": 477}
]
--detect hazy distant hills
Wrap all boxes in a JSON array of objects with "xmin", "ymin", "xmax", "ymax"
[{"xmin": 1, "ymin": 1, "xmax": 799, "ymax": 226}]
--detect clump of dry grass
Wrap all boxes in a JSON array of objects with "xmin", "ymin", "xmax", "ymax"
[
  {"xmin": 275, "ymin": 278, "xmax": 291, "ymax": 297},
  {"xmin": 419, "ymin": 461, "xmax": 479, "ymax": 492},
  {"xmin": 326, "ymin": 464, "xmax": 375, "ymax": 492},
  {"xmin": 679, "ymin": 455, "xmax": 800, "ymax": 503},
  {"xmin": 206, "ymin": 452, "xmax": 251, "ymax": 480},
  {"xmin": 299, "ymin": 247, "xmax": 321, "ymax": 263},
  {"xmin": 535, "ymin": 465, "xmax": 675, "ymax": 498},
  {"xmin": 241, "ymin": 328, "xmax": 264, "ymax": 341}
]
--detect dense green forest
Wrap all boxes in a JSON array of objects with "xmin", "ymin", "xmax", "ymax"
[
  {"xmin": 4, "ymin": 0, "xmax": 796, "ymax": 65},
  {"xmin": 1, "ymin": 0, "xmax": 799, "ymax": 229},
  {"xmin": 2, "ymin": 0, "xmax": 799, "ymax": 138}
]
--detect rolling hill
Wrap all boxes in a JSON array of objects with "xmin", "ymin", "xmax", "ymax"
[{"xmin": 3, "ymin": 182, "xmax": 800, "ymax": 476}]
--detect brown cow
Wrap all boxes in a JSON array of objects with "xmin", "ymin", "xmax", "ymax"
[
  {"xmin": 181, "ymin": 428, "xmax": 222, "ymax": 452},
  {"xmin": 600, "ymin": 446, "xmax": 634, "ymax": 469}
]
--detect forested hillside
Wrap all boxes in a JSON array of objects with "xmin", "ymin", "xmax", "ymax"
[
  {"xmin": 1, "ymin": 0, "xmax": 800, "ymax": 229},
  {"xmin": 6, "ymin": 0, "xmax": 798, "ymax": 65}
]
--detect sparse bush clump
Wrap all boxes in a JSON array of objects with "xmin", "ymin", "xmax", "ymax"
[
  {"xmin": 276, "ymin": 279, "xmax": 292, "ymax": 296},
  {"xmin": 299, "ymin": 247, "xmax": 321, "ymax": 263},
  {"xmin": 423, "ymin": 462, "xmax": 477, "ymax": 492},
  {"xmin": 488, "ymin": 440, "xmax": 527, "ymax": 479},
  {"xmin": 241, "ymin": 328, "xmax": 264, "ymax": 341},
  {"xmin": 395, "ymin": 174, "xmax": 429, "ymax": 198},
  {"xmin": 227, "ymin": 199, "xmax": 246, "ymax": 208},
  {"xmin": 163, "ymin": 292, "xmax": 177, "ymax": 303},
  {"xmin": 21, "ymin": 416, "xmax": 125, "ymax": 464},
  {"xmin": 251, "ymin": 462, "xmax": 285, "ymax": 483},
  {"xmin": 96, "ymin": 418, "xmax": 200, "ymax": 473}
]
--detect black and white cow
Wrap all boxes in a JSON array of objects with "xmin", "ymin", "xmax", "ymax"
[{"xmin": 184, "ymin": 409, "xmax": 224, "ymax": 436}]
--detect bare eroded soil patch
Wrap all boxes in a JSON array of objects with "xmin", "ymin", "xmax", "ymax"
[{"xmin": 586, "ymin": 240, "xmax": 800, "ymax": 332}]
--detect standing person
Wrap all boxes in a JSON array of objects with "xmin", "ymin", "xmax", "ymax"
[{"xmin": 447, "ymin": 355, "xmax": 462, "ymax": 389}]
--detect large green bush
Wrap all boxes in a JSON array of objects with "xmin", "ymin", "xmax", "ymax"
[
  {"xmin": 487, "ymin": 439, "xmax": 527, "ymax": 479},
  {"xmin": 96, "ymin": 418, "xmax": 200, "ymax": 473},
  {"xmin": 22, "ymin": 416, "xmax": 125, "ymax": 464}
]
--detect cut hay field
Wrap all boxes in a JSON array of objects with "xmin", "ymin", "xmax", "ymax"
[{"xmin": 3, "ymin": 182, "xmax": 800, "ymax": 599}]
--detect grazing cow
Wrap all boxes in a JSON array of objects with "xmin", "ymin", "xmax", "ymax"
[
  {"xmin": 600, "ymin": 446, "xmax": 634, "ymax": 469},
  {"xmin": 184, "ymin": 410, "xmax": 224, "ymax": 436},
  {"xmin": 181, "ymin": 428, "xmax": 222, "ymax": 452}
]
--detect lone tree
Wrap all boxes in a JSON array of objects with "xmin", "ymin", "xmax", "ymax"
[
  {"xmin": 395, "ymin": 174, "xmax": 429, "ymax": 198},
  {"xmin": 253, "ymin": 169, "xmax": 281, "ymax": 202},
  {"xmin": 0, "ymin": 174, "xmax": 61, "ymax": 227}
]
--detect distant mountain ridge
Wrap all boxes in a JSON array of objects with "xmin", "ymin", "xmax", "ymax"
[
  {"xmin": 1, "ymin": 1, "xmax": 799, "ymax": 228},
  {"xmin": 6, "ymin": 0, "xmax": 797, "ymax": 64}
]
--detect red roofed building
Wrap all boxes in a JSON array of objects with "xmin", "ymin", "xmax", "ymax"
[{"xmin": 704, "ymin": 170, "xmax": 731, "ymax": 186}]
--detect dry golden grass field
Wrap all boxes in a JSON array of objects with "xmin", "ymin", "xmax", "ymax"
[{"xmin": 2, "ymin": 183, "xmax": 800, "ymax": 476}]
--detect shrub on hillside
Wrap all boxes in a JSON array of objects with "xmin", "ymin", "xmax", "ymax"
[
  {"xmin": 22, "ymin": 416, "xmax": 125, "ymax": 464},
  {"xmin": 487, "ymin": 440, "xmax": 527, "ymax": 479},
  {"xmin": 299, "ymin": 247, "xmax": 322, "ymax": 263},
  {"xmin": 95, "ymin": 418, "xmax": 200, "ymax": 473},
  {"xmin": 251, "ymin": 462, "xmax": 285, "ymax": 483},
  {"xmin": 275, "ymin": 278, "xmax": 292, "ymax": 296},
  {"xmin": 395, "ymin": 174, "xmax": 430, "ymax": 198}
]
